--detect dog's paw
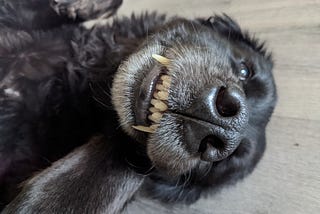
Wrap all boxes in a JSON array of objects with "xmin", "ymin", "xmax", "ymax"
[
  {"xmin": 50, "ymin": 0, "xmax": 78, "ymax": 19},
  {"xmin": 50, "ymin": 0, "xmax": 123, "ymax": 20}
]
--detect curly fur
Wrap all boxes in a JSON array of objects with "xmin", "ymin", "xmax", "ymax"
[{"xmin": 0, "ymin": 0, "xmax": 277, "ymax": 212}]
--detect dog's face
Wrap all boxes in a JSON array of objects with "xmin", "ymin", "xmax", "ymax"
[{"xmin": 112, "ymin": 15, "xmax": 276, "ymax": 179}]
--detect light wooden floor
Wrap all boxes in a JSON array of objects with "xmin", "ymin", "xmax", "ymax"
[{"xmin": 118, "ymin": 0, "xmax": 320, "ymax": 213}]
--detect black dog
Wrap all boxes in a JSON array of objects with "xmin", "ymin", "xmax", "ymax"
[{"xmin": 0, "ymin": 0, "xmax": 277, "ymax": 213}]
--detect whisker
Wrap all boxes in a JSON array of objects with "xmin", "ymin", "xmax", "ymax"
[{"xmin": 92, "ymin": 95, "xmax": 112, "ymax": 109}]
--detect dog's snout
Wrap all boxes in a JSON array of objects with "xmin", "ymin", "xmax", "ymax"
[{"xmin": 182, "ymin": 83, "xmax": 248, "ymax": 162}]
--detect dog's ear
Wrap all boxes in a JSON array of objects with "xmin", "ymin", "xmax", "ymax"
[
  {"xmin": 197, "ymin": 14, "xmax": 271, "ymax": 60},
  {"xmin": 198, "ymin": 14, "xmax": 242, "ymax": 37}
]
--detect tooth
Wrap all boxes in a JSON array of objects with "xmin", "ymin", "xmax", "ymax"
[
  {"xmin": 148, "ymin": 112, "xmax": 162, "ymax": 123},
  {"xmin": 149, "ymin": 107, "xmax": 160, "ymax": 113},
  {"xmin": 152, "ymin": 54, "xmax": 170, "ymax": 66},
  {"xmin": 162, "ymin": 80, "xmax": 171, "ymax": 88},
  {"xmin": 151, "ymin": 99, "xmax": 168, "ymax": 111},
  {"xmin": 156, "ymin": 84, "xmax": 167, "ymax": 91},
  {"xmin": 132, "ymin": 125, "xmax": 155, "ymax": 133},
  {"xmin": 161, "ymin": 75, "xmax": 171, "ymax": 82},
  {"xmin": 153, "ymin": 92, "xmax": 161, "ymax": 100},
  {"xmin": 157, "ymin": 91, "xmax": 169, "ymax": 100}
]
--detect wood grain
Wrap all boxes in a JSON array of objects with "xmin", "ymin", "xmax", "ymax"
[{"xmin": 118, "ymin": 0, "xmax": 320, "ymax": 213}]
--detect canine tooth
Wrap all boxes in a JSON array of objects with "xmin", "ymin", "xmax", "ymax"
[
  {"xmin": 148, "ymin": 112, "xmax": 162, "ymax": 123},
  {"xmin": 151, "ymin": 99, "xmax": 168, "ymax": 111},
  {"xmin": 157, "ymin": 91, "xmax": 169, "ymax": 100},
  {"xmin": 152, "ymin": 54, "xmax": 170, "ymax": 66},
  {"xmin": 149, "ymin": 107, "xmax": 160, "ymax": 113},
  {"xmin": 132, "ymin": 125, "xmax": 155, "ymax": 133},
  {"xmin": 161, "ymin": 75, "xmax": 171, "ymax": 82}
]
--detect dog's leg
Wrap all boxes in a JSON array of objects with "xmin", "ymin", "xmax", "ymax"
[
  {"xmin": 0, "ymin": 26, "xmax": 95, "ymax": 208},
  {"xmin": 0, "ymin": 0, "xmax": 122, "ymax": 30},
  {"xmin": 3, "ymin": 135, "xmax": 144, "ymax": 214},
  {"xmin": 0, "ymin": 0, "xmax": 72, "ymax": 30}
]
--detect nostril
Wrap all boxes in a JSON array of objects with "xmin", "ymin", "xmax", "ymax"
[
  {"xmin": 216, "ymin": 87, "xmax": 240, "ymax": 117},
  {"xmin": 198, "ymin": 135, "xmax": 225, "ymax": 162}
]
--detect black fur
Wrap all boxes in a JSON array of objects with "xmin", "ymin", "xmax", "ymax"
[{"xmin": 0, "ymin": 0, "xmax": 277, "ymax": 212}]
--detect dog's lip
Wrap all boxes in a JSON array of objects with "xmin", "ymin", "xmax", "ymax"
[{"xmin": 134, "ymin": 65, "xmax": 167, "ymax": 126}]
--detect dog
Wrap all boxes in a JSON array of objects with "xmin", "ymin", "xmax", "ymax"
[{"xmin": 0, "ymin": 0, "xmax": 277, "ymax": 213}]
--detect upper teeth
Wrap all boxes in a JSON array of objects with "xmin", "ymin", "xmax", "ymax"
[
  {"xmin": 151, "ymin": 99, "xmax": 168, "ymax": 111},
  {"xmin": 147, "ymin": 73, "xmax": 171, "ymax": 123},
  {"xmin": 132, "ymin": 55, "xmax": 172, "ymax": 134},
  {"xmin": 157, "ymin": 91, "xmax": 169, "ymax": 100}
]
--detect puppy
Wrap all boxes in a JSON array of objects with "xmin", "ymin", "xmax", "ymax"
[{"xmin": 0, "ymin": 0, "xmax": 277, "ymax": 212}]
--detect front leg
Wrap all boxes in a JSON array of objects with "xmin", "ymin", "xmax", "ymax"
[
  {"xmin": 0, "ymin": 28, "xmax": 93, "ymax": 208},
  {"xmin": 3, "ymin": 136, "xmax": 144, "ymax": 214}
]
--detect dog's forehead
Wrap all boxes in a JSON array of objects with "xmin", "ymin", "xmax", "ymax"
[{"xmin": 156, "ymin": 19, "xmax": 253, "ymax": 61}]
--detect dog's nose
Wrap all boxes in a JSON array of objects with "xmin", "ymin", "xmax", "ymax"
[
  {"xmin": 186, "ymin": 85, "xmax": 245, "ymax": 122},
  {"xmin": 216, "ymin": 87, "xmax": 240, "ymax": 117},
  {"xmin": 183, "ymin": 84, "xmax": 248, "ymax": 162}
]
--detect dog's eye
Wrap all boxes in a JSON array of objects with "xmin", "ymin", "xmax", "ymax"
[{"xmin": 238, "ymin": 62, "xmax": 252, "ymax": 81}]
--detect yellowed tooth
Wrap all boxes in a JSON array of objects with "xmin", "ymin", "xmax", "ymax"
[
  {"xmin": 157, "ymin": 91, "xmax": 169, "ymax": 100},
  {"xmin": 162, "ymin": 80, "xmax": 171, "ymax": 88},
  {"xmin": 132, "ymin": 125, "xmax": 155, "ymax": 133},
  {"xmin": 148, "ymin": 112, "xmax": 162, "ymax": 123},
  {"xmin": 152, "ymin": 54, "xmax": 170, "ymax": 66},
  {"xmin": 161, "ymin": 75, "xmax": 171, "ymax": 82},
  {"xmin": 153, "ymin": 92, "xmax": 161, "ymax": 100},
  {"xmin": 149, "ymin": 107, "xmax": 160, "ymax": 113},
  {"xmin": 151, "ymin": 99, "xmax": 168, "ymax": 111},
  {"xmin": 156, "ymin": 84, "xmax": 167, "ymax": 91}
]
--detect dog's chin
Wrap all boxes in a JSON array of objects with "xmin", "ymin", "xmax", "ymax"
[{"xmin": 146, "ymin": 113, "xmax": 201, "ymax": 177}]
